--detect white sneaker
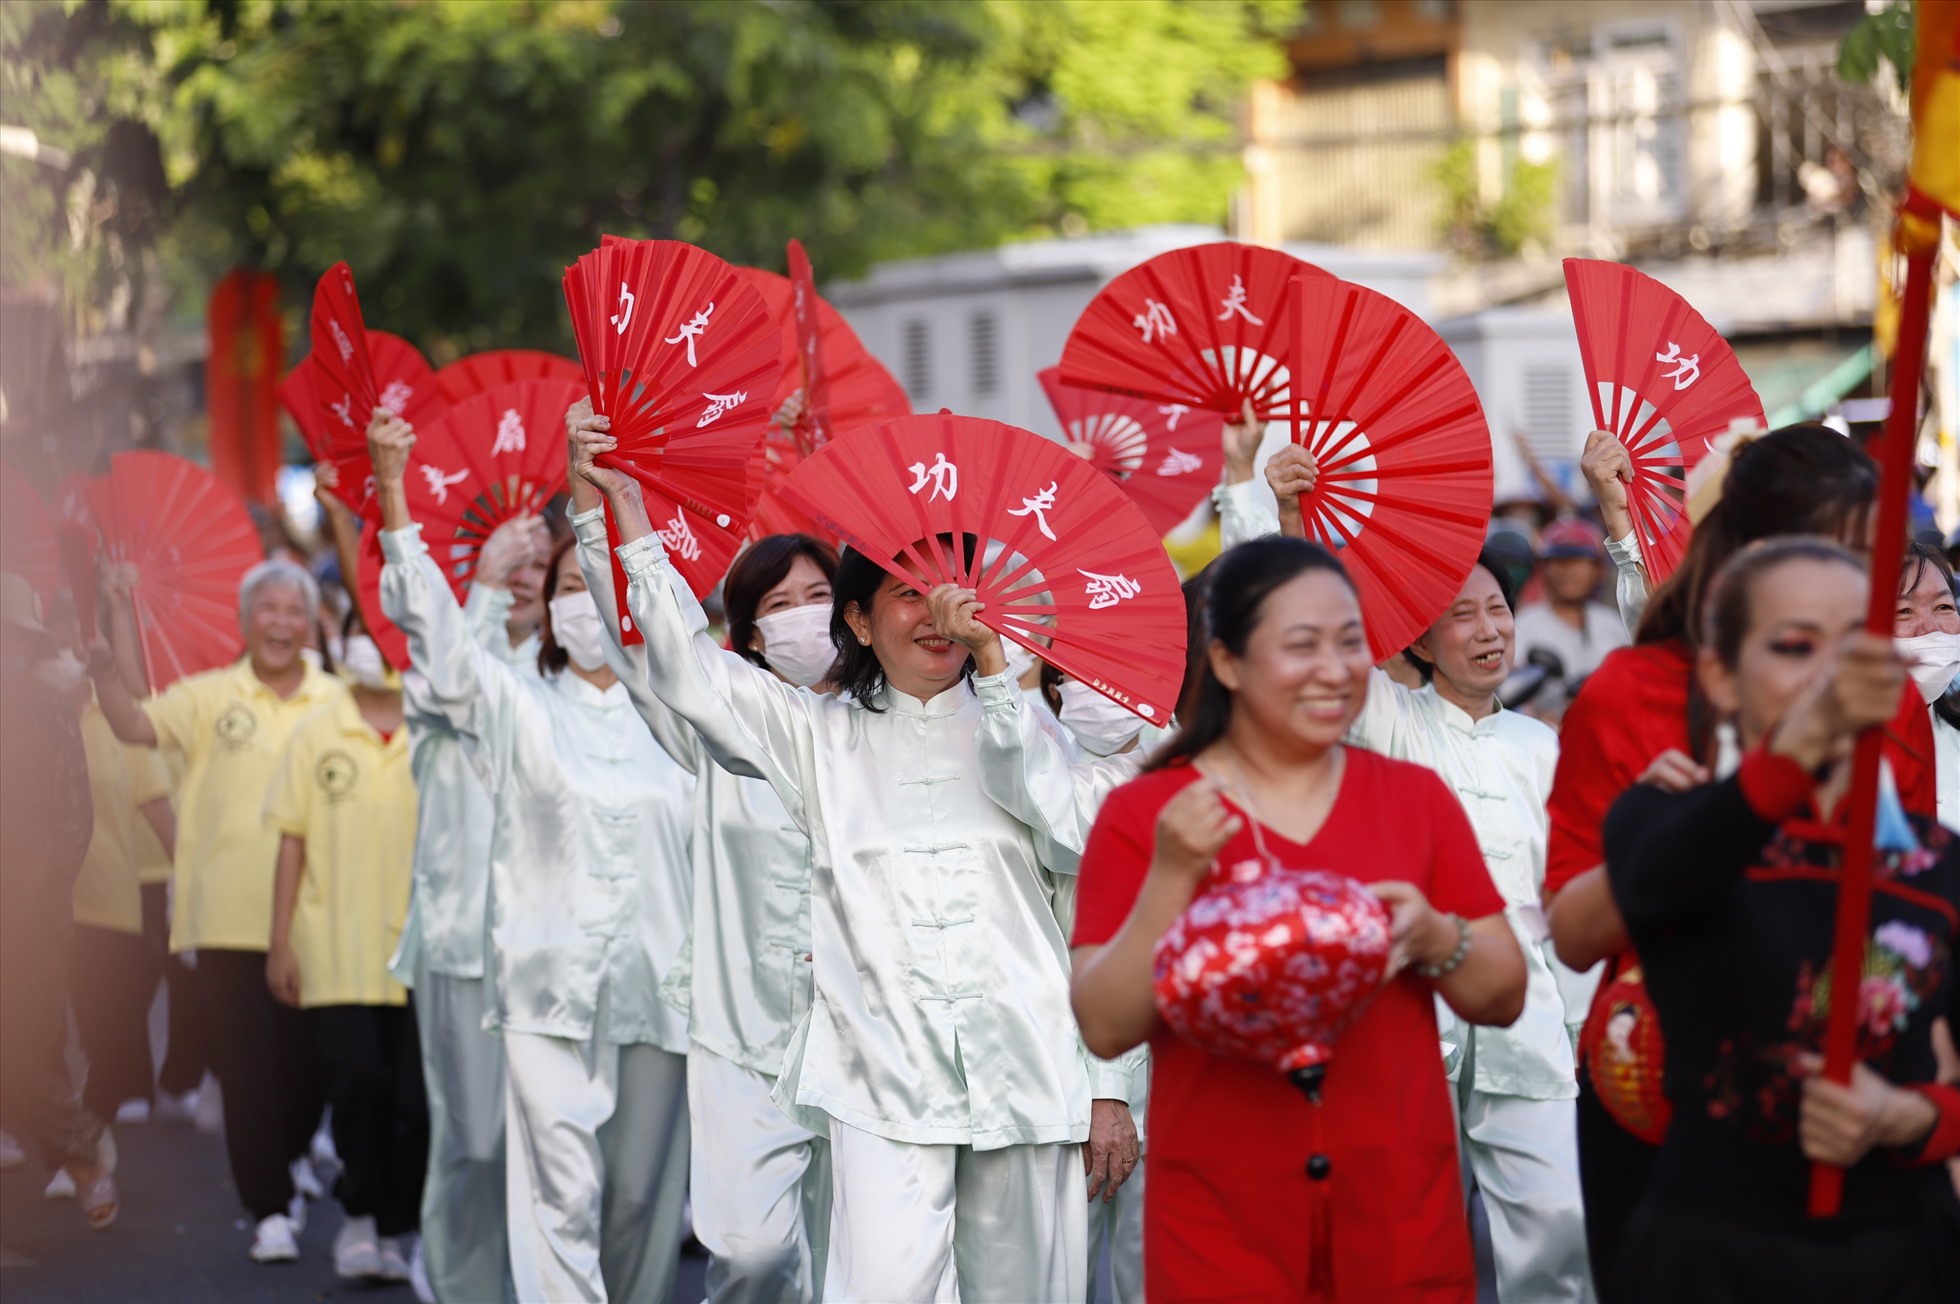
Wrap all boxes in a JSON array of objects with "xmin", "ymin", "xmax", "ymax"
[
  {"xmin": 290, "ymin": 1155, "xmax": 325, "ymax": 1201},
  {"xmin": 0, "ymin": 1129, "xmax": 23, "ymax": 1170},
  {"xmin": 409, "ymin": 1234, "xmax": 435, "ymax": 1304},
  {"xmin": 114, "ymin": 1098, "xmax": 151, "ymax": 1126},
  {"xmin": 334, "ymin": 1214, "xmax": 382, "ymax": 1279},
  {"xmin": 193, "ymin": 1073, "xmax": 224, "ymax": 1134},
  {"xmin": 43, "ymin": 1167, "xmax": 77, "ymax": 1199},
  {"xmin": 250, "ymin": 1213, "xmax": 300, "ymax": 1263},
  {"xmin": 151, "ymin": 1089, "xmax": 198, "ymax": 1127},
  {"xmin": 377, "ymin": 1235, "xmax": 412, "ymax": 1282}
]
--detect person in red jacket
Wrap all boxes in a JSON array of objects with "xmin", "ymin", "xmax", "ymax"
[
  {"xmin": 1070, "ymin": 536, "xmax": 1527, "ymax": 1302},
  {"xmin": 1546, "ymin": 423, "xmax": 1941, "ymax": 1299}
]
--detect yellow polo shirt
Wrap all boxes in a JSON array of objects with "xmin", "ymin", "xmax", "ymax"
[
  {"xmin": 264, "ymin": 693, "xmax": 416, "ymax": 1008},
  {"xmin": 135, "ymin": 750, "xmax": 182, "ymax": 889},
  {"xmin": 144, "ymin": 659, "xmax": 345, "ymax": 954},
  {"xmin": 73, "ymin": 700, "xmax": 172, "ymax": 936}
]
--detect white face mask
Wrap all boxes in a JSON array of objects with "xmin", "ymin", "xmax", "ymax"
[
  {"xmin": 753, "ymin": 603, "xmax": 835, "ymax": 688},
  {"xmin": 1002, "ymin": 638, "xmax": 1039, "ymax": 684},
  {"xmin": 1058, "ymin": 679, "xmax": 1143, "ymax": 756},
  {"xmin": 549, "ymin": 593, "xmax": 610, "ymax": 673},
  {"xmin": 339, "ymin": 634, "xmax": 392, "ymax": 691},
  {"xmin": 1897, "ymin": 630, "xmax": 1960, "ymax": 704}
]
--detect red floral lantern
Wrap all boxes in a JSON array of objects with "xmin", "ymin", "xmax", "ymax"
[{"xmin": 1580, "ymin": 962, "xmax": 1671, "ymax": 1145}]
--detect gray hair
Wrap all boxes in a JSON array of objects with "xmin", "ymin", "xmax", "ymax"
[{"xmin": 237, "ymin": 559, "xmax": 320, "ymax": 631}]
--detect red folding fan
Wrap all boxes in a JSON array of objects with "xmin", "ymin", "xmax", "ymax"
[
  {"xmin": 1285, "ymin": 274, "xmax": 1494, "ymax": 662},
  {"xmin": 774, "ymin": 412, "xmax": 1188, "ymax": 722},
  {"xmin": 0, "ymin": 460, "xmax": 62, "ymax": 603},
  {"xmin": 354, "ymin": 525, "xmax": 412, "ymax": 670},
  {"xmin": 563, "ymin": 237, "xmax": 782, "ymax": 637},
  {"xmin": 739, "ymin": 255, "xmax": 909, "ymax": 541},
  {"xmin": 1564, "ymin": 258, "xmax": 1765, "ymax": 584},
  {"xmin": 433, "ymin": 349, "xmax": 585, "ymax": 406},
  {"xmin": 280, "ymin": 323, "xmax": 439, "ymax": 520},
  {"xmin": 1036, "ymin": 367, "xmax": 1225, "ymax": 536},
  {"xmin": 1056, "ymin": 242, "xmax": 1332, "ymax": 421},
  {"xmin": 86, "ymin": 451, "xmax": 264, "ymax": 692}
]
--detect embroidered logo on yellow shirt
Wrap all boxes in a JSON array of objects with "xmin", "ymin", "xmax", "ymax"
[
  {"xmin": 316, "ymin": 750, "xmax": 359, "ymax": 803},
  {"xmin": 214, "ymin": 703, "xmax": 257, "ymax": 752}
]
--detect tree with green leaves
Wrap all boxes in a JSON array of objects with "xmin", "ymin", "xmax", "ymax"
[{"xmin": 4, "ymin": 0, "xmax": 1292, "ymax": 358}]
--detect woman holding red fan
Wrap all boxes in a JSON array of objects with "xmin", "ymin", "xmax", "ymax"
[
  {"xmin": 1602, "ymin": 537, "xmax": 1960, "ymax": 1301},
  {"xmin": 564, "ymin": 402, "xmax": 837, "ymax": 1304},
  {"xmin": 369, "ymin": 411, "xmax": 695, "ymax": 1304},
  {"xmin": 1545, "ymin": 423, "xmax": 1943, "ymax": 1298},
  {"xmin": 571, "ymin": 416, "xmax": 1145, "ymax": 1304},
  {"xmin": 1069, "ymin": 535, "xmax": 1527, "ymax": 1302}
]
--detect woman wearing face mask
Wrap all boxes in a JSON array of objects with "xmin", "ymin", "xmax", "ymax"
[
  {"xmin": 1070, "ymin": 536, "xmax": 1528, "ymax": 1301},
  {"xmin": 563, "ymin": 402, "xmax": 838, "ymax": 1303},
  {"xmin": 571, "ymin": 413, "xmax": 1145, "ymax": 1304},
  {"xmin": 1896, "ymin": 542, "xmax": 1960, "ymax": 832},
  {"xmin": 1222, "ymin": 443, "xmax": 1595, "ymax": 1304},
  {"xmin": 1604, "ymin": 537, "xmax": 1960, "ymax": 1301},
  {"xmin": 265, "ymin": 611, "xmax": 427, "ymax": 1283},
  {"xmin": 1537, "ymin": 424, "xmax": 1943, "ymax": 1298},
  {"xmin": 367, "ymin": 412, "xmax": 695, "ymax": 1304}
]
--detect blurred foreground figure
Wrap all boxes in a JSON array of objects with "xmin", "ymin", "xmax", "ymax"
[{"xmin": 0, "ymin": 573, "xmax": 118, "ymax": 1229}]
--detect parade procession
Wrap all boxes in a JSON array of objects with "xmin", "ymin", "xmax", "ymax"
[{"xmin": 3, "ymin": 2, "xmax": 1960, "ymax": 1302}]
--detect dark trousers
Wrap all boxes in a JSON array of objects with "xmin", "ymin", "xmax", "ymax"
[
  {"xmin": 141, "ymin": 883, "xmax": 209, "ymax": 1095},
  {"xmin": 1577, "ymin": 1067, "xmax": 1658, "ymax": 1304},
  {"xmin": 196, "ymin": 948, "xmax": 324, "ymax": 1220},
  {"xmin": 0, "ymin": 906, "xmax": 102, "ymax": 1170},
  {"xmin": 311, "ymin": 1003, "xmax": 428, "ymax": 1237},
  {"xmin": 68, "ymin": 923, "xmax": 155, "ymax": 1118}
]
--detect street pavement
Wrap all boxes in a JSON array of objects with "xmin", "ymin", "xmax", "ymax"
[{"xmin": 0, "ymin": 1117, "xmax": 708, "ymax": 1303}]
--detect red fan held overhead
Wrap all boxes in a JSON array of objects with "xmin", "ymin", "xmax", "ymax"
[
  {"xmin": 1563, "ymin": 258, "xmax": 1765, "ymax": 584},
  {"xmin": 1057, "ymin": 242, "xmax": 1331, "ymax": 422},
  {"xmin": 360, "ymin": 376, "xmax": 583, "ymax": 669},
  {"xmin": 775, "ymin": 412, "xmax": 1187, "ymax": 722},
  {"xmin": 86, "ymin": 451, "xmax": 264, "ymax": 693},
  {"xmin": 281, "ymin": 316, "xmax": 439, "ymax": 520},
  {"xmin": 1037, "ymin": 367, "xmax": 1225, "ymax": 536},
  {"xmin": 0, "ymin": 461, "xmax": 61, "ymax": 604},
  {"xmin": 433, "ymin": 349, "xmax": 584, "ymax": 406},
  {"xmin": 1285, "ymin": 274, "xmax": 1494, "ymax": 662},
  {"xmin": 738, "ymin": 254, "xmax": 909, "ymax": 542},
  {"xmin": 563, "ymin": 238, "xmax": 782, "ymax": 639}
]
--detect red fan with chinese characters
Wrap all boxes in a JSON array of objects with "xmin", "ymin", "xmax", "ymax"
[
  {"xmin": 86, "ymin": 451, "xmax": 264, "ymax": 692},
  {"xmin": 433, "ymin": 349, "xmax": 584, "ymax": 406},
  {"xmin": 1037, "ymin": 367, "xmax": 1225, "ymax": 536},
  {"xmin": 280, "ymin": 320, "xmax": 439, "ymax": 520},
  {"xmin": 1057, "ymin": 242, "xmax": 1331, "ymax": 421},
  {"xmin": 775, "ymin": 412, "xmax": 1186, "ymax": 722},
  {"xmin": 1285, "ymin": 274, "xmax": 1493, "ymax": 662},
  {"xmin": 563, "ymin": 237, "xmax": 781, "ymax": 639},
  {"xmin": 359, "ymin": 377, "xmax": 582, "ymax": 669},
  {"xmin": 0, "ymin": 461, "xmax": 62, "ymax": 604},
  {"xmin": 1564, "ymin": 258, "xmax": 1765, "ymax": 584}
]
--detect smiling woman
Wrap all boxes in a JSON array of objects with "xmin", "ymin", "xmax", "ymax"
[{"xmin": 568, "ymin": 407, "xmax": 1148, "ymax": 1302}]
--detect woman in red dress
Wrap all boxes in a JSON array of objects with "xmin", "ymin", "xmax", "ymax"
[{"xmin": 1069, "ymin": 535, "xmax": 1528, "ymax": 1302}]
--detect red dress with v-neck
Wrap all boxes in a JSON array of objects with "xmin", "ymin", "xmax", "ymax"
[{"xmin": 1072, "ymin": 750, "xmax": 1504, "ymax": 1303}]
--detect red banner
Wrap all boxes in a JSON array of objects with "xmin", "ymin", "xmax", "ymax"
[{"xmin": 206, "ymin": 267, "xmax": 283, "ymax": 506}]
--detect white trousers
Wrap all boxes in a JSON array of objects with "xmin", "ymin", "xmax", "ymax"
[
  {"xmin": 1085, "ymin": 1163, "xmax": 1144, "ymax": 1304},
  {"xmin": 414, "ymin": 968, "xmax": 515, "ymax": 1304},
  {"xmin": 824, "ymin": 1122, "xmax": 1086, "ymax": 1304},
  {"xmin": 505, "ymin": 1031, "xmax": 690, "ymax": 1303},
  {"xmin": 687, "ymin": 1044, "xmax": 830, "ymax": 1304},
  {"xmin": 1458, "ymin": 1086, "xmax": 1593, "ymax": 1304}
]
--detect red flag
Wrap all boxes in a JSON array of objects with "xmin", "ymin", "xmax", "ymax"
[{"xmin": 205, "ymin": 267, "xmax": 283, "ymax": 507}]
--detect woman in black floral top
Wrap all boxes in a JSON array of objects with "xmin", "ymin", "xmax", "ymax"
[{"xmin": 1605, "ymin": 537, "xmax": 1960, "ymax": 1302}]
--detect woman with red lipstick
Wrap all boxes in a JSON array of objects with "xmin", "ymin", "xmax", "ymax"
[{"xmin": 570, "ymin": 416, "xmax": 1146, "ymax": 1303}]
